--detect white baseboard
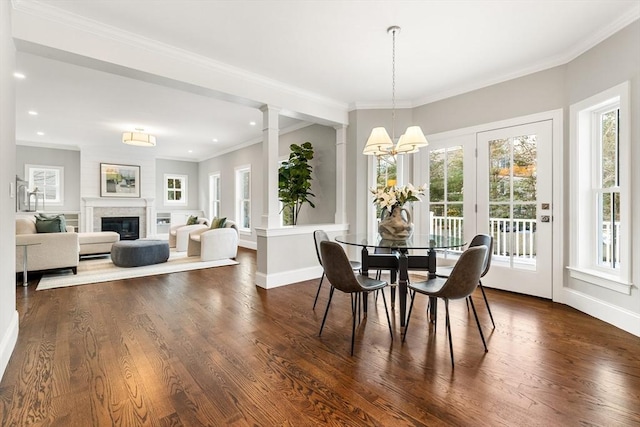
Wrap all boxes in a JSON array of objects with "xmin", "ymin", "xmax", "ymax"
[
  {"xmin": 255, "ymin": 266, "xmax": 322, "ymax": 289},
  {"xmin": 563, "ymin": 288, "xmax": 640, "ymax": 337},
  {"xmin": 0, "ymin": 310, "xmax": 19, "ymax": 382},
  {"xmin": 239, "ymin": 239, "xmax": 256, "ymax": 250}
]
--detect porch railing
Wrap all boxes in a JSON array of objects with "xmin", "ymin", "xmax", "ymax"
[
  {"xmin": 431, "ymin": 215, "xmax": 536, "ymax": 258},
  {"xmin": 431, "ymin": 214, "xmax": 620, "ymax": 264}
]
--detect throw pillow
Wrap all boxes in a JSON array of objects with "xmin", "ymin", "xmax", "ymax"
[
  {"xmin": 186, "ymin": 215, "xmax": 198, "ymax": 225},
  {"xmin": 35, "ymin": 213, "xmax": 67, "ymax": 233},
  {"xmin": 210, "ymin": 217, "xmax": 227, "ymax": 229}
]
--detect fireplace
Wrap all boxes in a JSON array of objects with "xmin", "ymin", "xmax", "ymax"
[{"xmin": 102, "ymin": 216, "xmax": 140, "ymax": 240}]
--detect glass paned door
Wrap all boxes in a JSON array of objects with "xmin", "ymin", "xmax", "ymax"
[{"xmin": 477, "ymin": 121, "xmax": 553, "ymax": 298}]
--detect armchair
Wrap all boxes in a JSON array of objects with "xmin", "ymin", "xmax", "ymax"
[
  {"xmin": 187, "ymin": 220, "xmax": 238, "ymax": 261},
  {"xmin": 168, "ymin": 218, "xmax": 209, "ymax": 252}
]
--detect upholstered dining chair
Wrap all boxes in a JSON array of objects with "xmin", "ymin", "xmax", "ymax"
[
  {"xmin": 319, "ymin": 241, "xmax": 393, "ymax": 355},
  {"xmin": 403, "ymin": 245, "xmax": 488, "ymax": 367},
  {"xmin": 312, "ymin": 230, "xmax": 361, "ymax": 309},
  {"xmin": 437, "ymin": 234, "xmax": 495, "ymax": 329}
]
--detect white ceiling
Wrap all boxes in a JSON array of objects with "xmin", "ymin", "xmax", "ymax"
[{"xmin": 13, "ymin": 0, "xmax": 640, "ymax": 161}]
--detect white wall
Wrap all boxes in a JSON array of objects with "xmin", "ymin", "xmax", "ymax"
[
  {"xmin": 199, "ymin": 123, "xmax": 339, "ymax": 246},
  {"xmin": 278, "ymin": 124, "xmax": 336, "ymax": 225},
  {"xmin": 563, "ymin": 21, "xmax": 640, "ymax": 324},
  {"xmin": 80, "ymin": 146, "xmax": 156, "ymax": 200},
  {"xmin": 155, "ymin": 158, "xmax": 200, "ymax": 211},
  {"xmin": 16, "ymin": 145, "xmax": 81, "ymax": 211},
  {"xmin": 199, "ymin": 142, "xmax": 263, "ymax": 247},
  {"xmin": 346, "ymin": 20, "xmax": 640, "ymax": 335},
  {"xmin": 0, "ymin": 0, "xmax": 19, "ymax": 381}
]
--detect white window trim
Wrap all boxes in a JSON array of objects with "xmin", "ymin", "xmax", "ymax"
[
  {"xmin": 568, "ymin": 81, "xmax": 631, "ymax": 294},
  {"xmin": 209, "ymin": 172, "xmax": 221, "ymax": 219},
  {"xmin": 164, "ymin": 174, "xmax": 188, "ymax": 206},
  {"xmin": 25, "ymin": 164, "xmax": 64, "ymax": 206},
  {"xmin": 235, "ymin": 165, "xmax": 251, "ymax": 233}
]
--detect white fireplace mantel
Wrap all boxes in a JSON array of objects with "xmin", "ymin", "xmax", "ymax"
[
  {"xmin": 82, "ymin": 197, "xmax": 156, "ymax": 236},
  {"xmin": 83, "ymin": 197, "xmax": 154, "ymax": 208}
]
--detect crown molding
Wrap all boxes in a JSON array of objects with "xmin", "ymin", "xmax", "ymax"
[
  {"xmin": 348, "ymin": 100, "xmax": 414, "ymax": 111},
  {"xmin": 16, "ymin": 139, "xmax": 80, "ymax": 151},
  {"xmin": 412, "ymin": 9, "xmax": 640, "ymax": 108},
  {"xmin": 199, "ymin": 121, "xmax": 314, "ymax": 162},
  {"xmin": 12, "ymin": 0, "xmax": 348, "ymax": 113}
]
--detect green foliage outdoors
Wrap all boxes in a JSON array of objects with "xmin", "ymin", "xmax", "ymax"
[{"xmin": 278, "ymin": 142, "xmax": 315, "ymax": 225}]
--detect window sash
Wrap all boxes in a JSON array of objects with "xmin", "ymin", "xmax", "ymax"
[
  {"xmin": 26, "ymin": 165, "xmax": 63, "ymax": 205},
  {"xmin": 236, "ymin": 167, "xmax": 251, "ymax": 231},
  {"xmin": 164, "ymin": 174, "xmax": 188, "ymax": 205}
]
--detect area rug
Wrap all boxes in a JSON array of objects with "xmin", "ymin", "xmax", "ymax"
[{"xmin": 36, "ymin": 250, "xmax": 238, "ymax": 290}]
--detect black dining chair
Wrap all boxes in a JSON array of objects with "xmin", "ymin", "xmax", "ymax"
[
  {"xmin": 403, "ymin": 245, "xmax": 488, "ymax": 367},
  {"xmin": 437, "ymin": 234, "xmax": 495, "ymax": 329},
  {"xmin": 312, "ymin": 230, "xmax": 361, "ymax": 309},
  {"xmin": 319, "ymin": 241, "xmax": 393, "ymax": 355}
]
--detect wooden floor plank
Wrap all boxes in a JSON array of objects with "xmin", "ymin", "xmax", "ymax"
[{"xmin": 1, "ymin": 247, "xmax": 639, "ymax": 426}]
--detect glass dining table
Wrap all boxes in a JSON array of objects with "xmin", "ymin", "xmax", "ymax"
[{"xmin": 335, "ymin": 234, "xmax": 465, "ymax": 334}]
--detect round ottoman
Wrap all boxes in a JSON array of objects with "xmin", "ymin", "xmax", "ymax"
[{"xmin": 111, "ymin": 240, "xmax": 170, "ymax": 267}]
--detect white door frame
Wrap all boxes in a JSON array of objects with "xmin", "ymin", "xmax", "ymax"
[{"xmin": 413, "ymin": 109, "xmax": 564, "ymax": 302}]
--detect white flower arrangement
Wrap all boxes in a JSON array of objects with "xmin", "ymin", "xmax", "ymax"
[{"xmin": 370, "ymin": 183, "xmax": 426, "ymax": 212}]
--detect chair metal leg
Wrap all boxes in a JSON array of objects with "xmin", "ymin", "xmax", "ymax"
[
  {"xmin": 402, "ymin": 290, "xmax": 416, "ymax": 343},
  {"xmin": 380, "ymin": 289, "xmax": 393, "ymax": 340},
  {"xmin": 351, "ymin": 293, "xmax": 358, "ymax": 355},
  {"xmin": 318, "ymin": 286, "xmax": 335, "ymax": 336},
  {"xmin": 468, "ymin": 295, "xmax": 488, "ymax": 352},
  {"xmin": 313, "ymin": 272, "xmax": 325, "ymax": 310},
  {"xmin": 479, "ymin": 281, "xmax": 496, "ymax": 329},
  {"xmin": 445, "ymin": 299, "xmax": 454, "ymax": 367}
]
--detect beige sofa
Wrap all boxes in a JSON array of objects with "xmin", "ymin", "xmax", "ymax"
[{"xmin": 16, "ymin": 217, "xmax": 79, "ymax": 274}]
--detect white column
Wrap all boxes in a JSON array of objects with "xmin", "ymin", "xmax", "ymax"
[
  {"xmin": 334, "ymin": 125, "xmax": 347, "ymax": 224},
  {"xmin": 260, "ymin": 105, "xmax": 281, "ymax": 229}
]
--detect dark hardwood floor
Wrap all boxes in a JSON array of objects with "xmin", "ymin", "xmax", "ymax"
[{"xmin": 1, "ymin": 247, "xmax": 639, "ymax": 426}]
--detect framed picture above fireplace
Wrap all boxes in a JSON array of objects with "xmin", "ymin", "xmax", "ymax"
[{"xmin": 100, "ymin": 163, "xmax": 140, "ymax": 198}]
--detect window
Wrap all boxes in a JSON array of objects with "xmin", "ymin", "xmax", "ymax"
[
  {"xmin": 164, "ymin": 174, "xmax": 188, "ymax": 205},
  {"xmin": 429, "ymin": 146, "xmax": 464, "ymax": 239},
  {"xmin": 25, "ymin": 164, "xmax": 63, "ymax": 206},
  {"xmin": 235, "ymin": 166, "xmax": 251, "ymax": 231},
  {"xmin": 569, "ymin": 82, "xmax": 630, "ymax": 293},
  {"xmin": 209, "ymin": 172, "xmax": 221, "ymax": 219}
]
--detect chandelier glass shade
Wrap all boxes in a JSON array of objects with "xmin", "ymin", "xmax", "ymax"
[
  {"xmin": 363, "ymin": 26, "xmax": 428, "ymax": 157},
  {"xmin": 122, "ymin": 131, "xmax": 156, "ymax": 147}
]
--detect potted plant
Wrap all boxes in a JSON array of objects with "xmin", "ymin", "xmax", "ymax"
[{"xmin": 278, "ymin": 142, "xmax": 315, "ymax": 225}]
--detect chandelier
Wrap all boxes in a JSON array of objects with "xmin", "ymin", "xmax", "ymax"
[{"xmin": 363, "ymin": 26, "xmax": 428, "ymax": 157}]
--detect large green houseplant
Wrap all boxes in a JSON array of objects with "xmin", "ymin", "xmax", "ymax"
[{"xmin": 278, "ymin": 142, "xmax": 315, "ymax": 225}]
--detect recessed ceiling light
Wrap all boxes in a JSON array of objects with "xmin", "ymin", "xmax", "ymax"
[
  {"xmin": 188, "ymin": 150, "xmax": 193, "ymax": 153},
  {"xmin": 249, "ymin": 121, "xmax": 256, "ymax": 126},
  {"xmin": 36, "ymin": 131, "xmax": 44, "ymax": 136},
  {"xmin": 28, "ymin": 110, "xmax": 38, "ymax": 116},
  {"xmin": 13, "ymin": 72, "xmax": 25, "ymax": 79},
  {"xmin": 212, "ymin": 138, "xmax": 218, "ymax": 142}
]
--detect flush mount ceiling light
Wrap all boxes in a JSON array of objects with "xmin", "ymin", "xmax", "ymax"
[
  {"xmin": 122, "ymin": 129, "xmax": 156, "ymax": 147},
  {"xmin": 363, "ymin": 26, "xmax": 428, "ymax": 157}
]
